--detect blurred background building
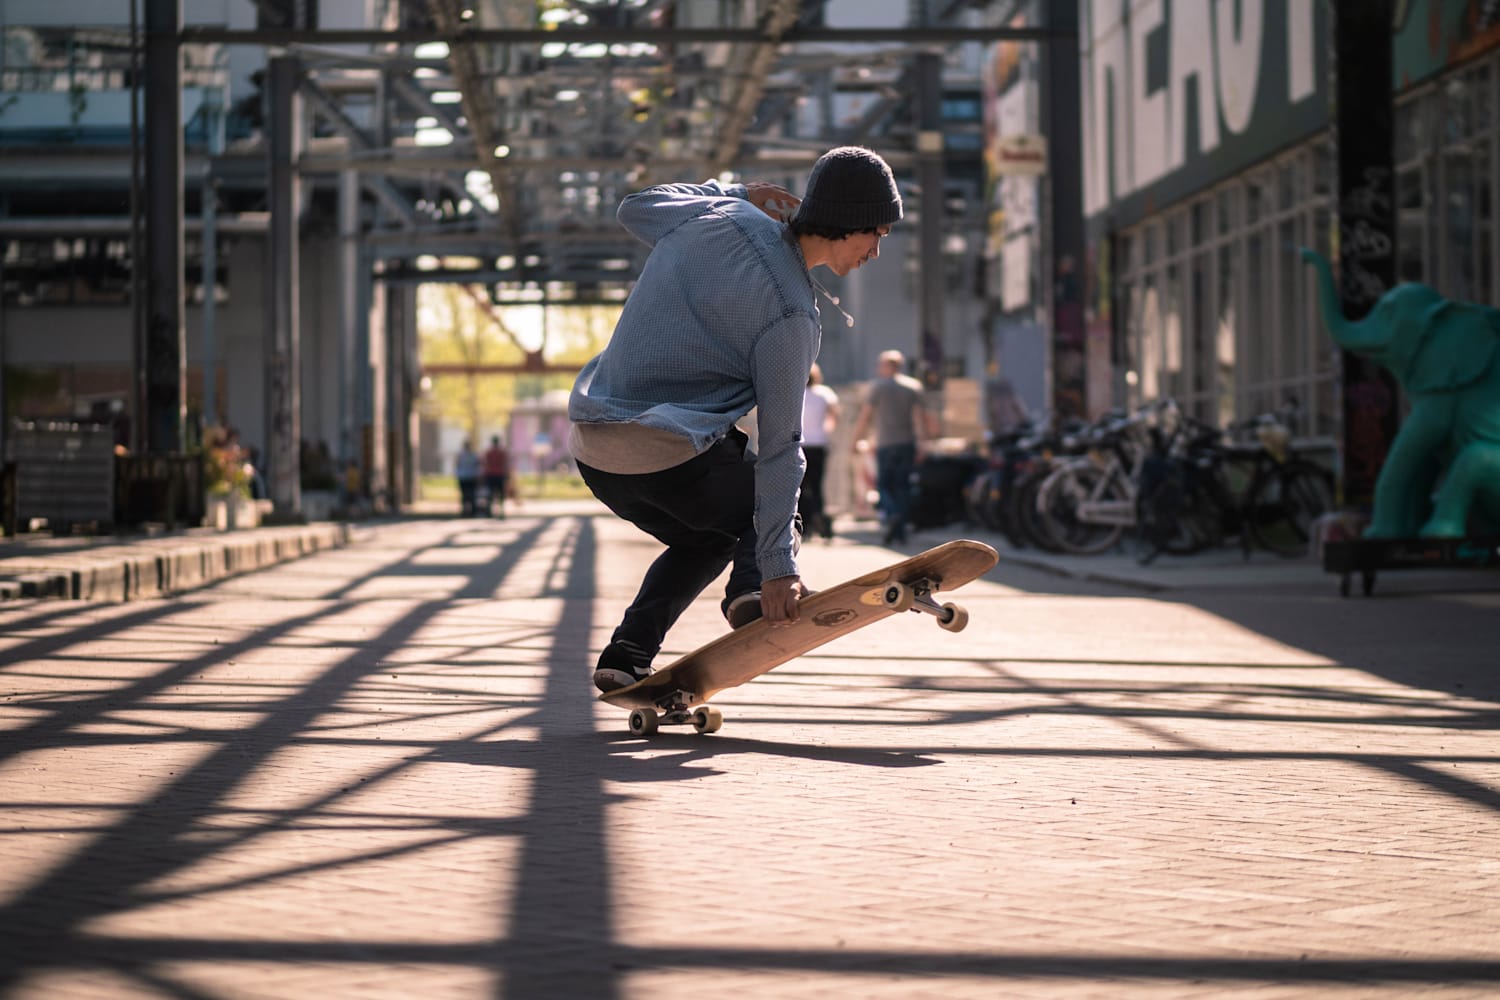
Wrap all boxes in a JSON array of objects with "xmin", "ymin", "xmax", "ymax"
[{"xmin": 1, "ymin": 0, "xmax": 1497, "ymax": 521}]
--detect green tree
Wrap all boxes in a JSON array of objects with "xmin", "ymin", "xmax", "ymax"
[{"xmin": 416, "ymin": 282, "xmax": 620, "ymax": 438}]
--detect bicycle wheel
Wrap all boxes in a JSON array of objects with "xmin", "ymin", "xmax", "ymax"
[
  {"xmin": 1035, "ymin": 462, "xmax": 1126, "ymax": 555},
  {"xmin": 1011, "ymin": 467, "xmax": 1062, "ymax": 552},
  {"xmin": 985, "ymin": 482, "xmax": 1027, "ymax": 548},
  {"xmin": 963, "ymin": 472, "xmax": 996, "ymax": 530},
  {"xmin": 1246, "ymin": 460, "xmax": 1334, "ymax": 557},
  {"xmin": 1136, "ymin": 471, "xmax": 1212, "ymax": 557}
]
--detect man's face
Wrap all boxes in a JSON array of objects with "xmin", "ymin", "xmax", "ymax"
[{"xmin": 826, "ymin": 226, "xmax": 891, "ymax": 277}]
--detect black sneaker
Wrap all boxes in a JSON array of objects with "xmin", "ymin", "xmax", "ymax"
[
  {"xmin": 593, "ymin": 639, "xmax": 653, "ymax": 692},
  {"xmin": 722, "ymin": 591, "xmax": 763, "ymax": 630}
]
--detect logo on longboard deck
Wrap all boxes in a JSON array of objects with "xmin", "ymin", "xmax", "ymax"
[{"xmin": 812, "ymin": 608, "xmax": 857, "ymax": 627}]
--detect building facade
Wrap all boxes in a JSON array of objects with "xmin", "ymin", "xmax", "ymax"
[{"xmin": 1076, "ymin": 0, "xmax": 1500, "ymax": 454}]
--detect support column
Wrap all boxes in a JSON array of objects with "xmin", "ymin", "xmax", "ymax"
[
  {"xmin": 916, "ymin": 49, "xmax": 946, "ymax": 408},
  {"xmin": 367, "ymin": 264, "xmax": 388, "ymax": 504},
  {"xmin": 1043, "ymin": 0, "xmax": 1086, "ymax": 419},
  {"xmin": 338, "ymin": 170, "xmax": 360, "ymax": 473},
  {"xmin": 265, "ymin": 55, "xmax": 303, "ymax": 517},
  {"xmin": 357, "ymin": 251, "xmax": 376, "ymax": 500},
  {"xmin": 386, "ymin": 282, "xmax": 414, "ymax": 511},
  {"xmin": 1333, "ymin": 0, "xmax": 1400, "ymax": 507},
  {"xmin": 144, "ymin": 0, "xmax": 185, "ymax": 452},
  {"xmin": 201, "ymin": 85, "xmax": 225, "ymax": 428}
]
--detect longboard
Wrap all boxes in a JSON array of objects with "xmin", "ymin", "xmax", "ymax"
[{"xmin": 599, "ymin": 538, "xmax": 999, "ymax": 734}]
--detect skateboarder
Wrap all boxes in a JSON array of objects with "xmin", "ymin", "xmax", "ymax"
[{"xmin": 569, "ymin": 146, "xmax": 905, "ymax": 692}]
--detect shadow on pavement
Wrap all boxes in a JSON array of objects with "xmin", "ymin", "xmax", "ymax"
[
  {"xmin": 0, "ymin": 517, "xmax": 621, "ymax": 1000},
  {"xmin": 2, "ymin": 512, "xmax": 1499, "ymax": 996}
]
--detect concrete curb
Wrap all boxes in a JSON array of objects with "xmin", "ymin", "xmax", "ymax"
[{"xmin": 0, "ymin": 523, "xmax": 352, "ymax": 601}]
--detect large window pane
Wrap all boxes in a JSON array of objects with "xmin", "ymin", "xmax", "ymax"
[
  {"xmin": 1135, "ymin": 275, "xmax": 1161, "ymax": 405},
  {"xmin": 1164, "ymin": 262, "xmax": 1183, "ymax": 398},
  {"xmin": 1396, "ymin": 163, "xmax": 1428, "ymax": 283},
  {"xmin": 1278, "ymin": 214, "xmax": 1303, "ymax": 401},
  {"xmin": 1244, "ymin": 228, "xmax": 1269, "ymax": 399},
  {"xmin": 1216, "ymin": 241, "xmax": 1238, "ymax": 427},
  {"xmin": 1445, "ymin": 145, "xmax": 1483, "ymax": 300}
]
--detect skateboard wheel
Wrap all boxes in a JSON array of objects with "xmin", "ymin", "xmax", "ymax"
[
  {"xmin": 882, "ymin": 582, "xmax": 914, "ymax": 612},
  {"xmin": 937, "ymin": 603, "xmax": 968, "ymax": 633},
  {"xmin": 692, "ymin": 706, "xmax": 724, "ymax": 734},
  {"xmin": 629, "ymin": 708, "xmax": 659, "ymax": 736}
]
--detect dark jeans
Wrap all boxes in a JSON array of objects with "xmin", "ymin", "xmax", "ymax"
[
  {"xmin": 798, "ymin": 445, "xmax": 831, "ymax": 538},
  {"xmin": 457, "ymin": 477, "xmax": 479, "ymax": 517},
  {"xmin": 875, "ymin": 442, "xmax": 917, "ymax": 538},
  {"xmin": 577, "ymin": 429, "xmax": 761, "ymax": 659},
  {"xmin": 484, "ymin": 474, "xmax": 508, "ymax": 515}
]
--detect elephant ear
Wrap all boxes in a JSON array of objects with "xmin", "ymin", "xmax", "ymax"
[{"xmin": 1408, "ymin": 301, "xmax": 1500, "ymax": 393}]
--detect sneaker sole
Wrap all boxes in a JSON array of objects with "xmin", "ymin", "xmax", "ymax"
[
  {"xmin": 594, "ymin": 667, "xmax": 645, "ymax": 693},
  {"xmin": 724, "ymin": 593, "xmax": 764, "ymax": 630}
]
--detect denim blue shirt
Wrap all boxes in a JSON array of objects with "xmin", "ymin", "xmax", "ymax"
[{"xmin": 569, "ymin": 180, "xmax": 821, "ymax": 581}]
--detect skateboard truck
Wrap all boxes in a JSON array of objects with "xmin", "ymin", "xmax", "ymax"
[
  {"xmin": 879, "ymin": 577, "xmax": 970, "ymax": 632},
  {"xmin": 629, "ymin": 693, "xmax": 723, "ymax": 736}
]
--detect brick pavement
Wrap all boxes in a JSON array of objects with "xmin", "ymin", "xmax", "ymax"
[{"xmin": 0, "ymin": 508, "xmax": 1497, "ymax": 998}]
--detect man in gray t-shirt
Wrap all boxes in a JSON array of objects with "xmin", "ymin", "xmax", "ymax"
[{"xmin": 852, "ymin": 350, "xmax": 938, "ymax": 544}]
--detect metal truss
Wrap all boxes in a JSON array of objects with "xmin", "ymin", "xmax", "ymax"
[{"xmin": 211, "ymin": 0, "xmax": 1060, "ymax": 280}]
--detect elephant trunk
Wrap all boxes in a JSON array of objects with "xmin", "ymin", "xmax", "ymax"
[{"xmin": 1300, "ymin": 248, "xmax": 1385, "ymax": 352}]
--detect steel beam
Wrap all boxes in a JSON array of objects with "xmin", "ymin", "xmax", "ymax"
[
  {"xmin": 426, "ymin": 0, "xmax": 524, "ymax": 252},
  {"xmin": 181, "ymin": 25, "xmax": 1069, "ymax": 45},
  {"xmin": 299, "ymin": 78, "xmax": 420, "ymax": 227},
  {"xmin": 421, "ymin": 362, "xmax": 585, "ymax": 376},
  {"xmin": 709, "ymin": 0, "xmax": 803, "ymax": 172}
]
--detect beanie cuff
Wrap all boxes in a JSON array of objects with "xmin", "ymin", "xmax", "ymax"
[{"xmin": 793, "ymin": 201, "xmax": 903, "ymax": 232}]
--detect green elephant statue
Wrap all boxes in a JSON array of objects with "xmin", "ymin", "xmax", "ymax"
[{"xmin": 1301, "ymin": 248, "xmax": 1500, "ymax": 538}]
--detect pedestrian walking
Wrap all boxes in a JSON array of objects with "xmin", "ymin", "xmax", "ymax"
[
  {"xmin": 454, "ymin": 440, "xmax": 480, "ymax": 517},
  {"xmin": 570, "ymin": 145, "xmax": 904, "ymax": 692},
  {"xmin": 482, "ymin": 435, "xmax": 511, "ymax": 518},
  {"xmin": 800, "ymin": 363, "xmax": 840, "ymax": 540},
  {"xmin": 851, "ymin": 349, "xmax": 938, "ymax": 545}
]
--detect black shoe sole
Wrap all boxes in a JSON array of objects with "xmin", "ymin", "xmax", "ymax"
[{"xmin": 594, "ymin": 667, "xmax": 647, "ymax": 693}]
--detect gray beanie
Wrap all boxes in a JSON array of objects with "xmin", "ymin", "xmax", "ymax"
[{"xmin": 792, "ymin": 146, "xmax": 903, "ymax": 232}]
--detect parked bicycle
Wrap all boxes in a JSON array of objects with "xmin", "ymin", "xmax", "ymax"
[
  {"xmin": 964, "ymin": 417, "xmax": 1089, "ymax": 552},
  {"xmin": 1030, "ymin": 402, "xmax": 1168, "ymax": 555},
  {"xmin": 1135, "ymin": 403, "xmax": 1335, "ymax": 563}
]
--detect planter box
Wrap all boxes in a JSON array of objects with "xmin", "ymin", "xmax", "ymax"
[{"xmin": 206, "ymin": 493, "xmax": 261, "ymax": 530}]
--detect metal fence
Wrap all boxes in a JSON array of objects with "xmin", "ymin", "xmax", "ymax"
[
  {"xmin": 2, "ymin": 419, "xmax": 206, "ymax": 535},
  {"xmin": 6, "ymin": 419, "xmax": 116, "ymax": 532}
]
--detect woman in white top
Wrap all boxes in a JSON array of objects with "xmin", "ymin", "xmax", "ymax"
[{"xmin": 800, "ymin": 363, "xmax": 841, "ymax": 539}]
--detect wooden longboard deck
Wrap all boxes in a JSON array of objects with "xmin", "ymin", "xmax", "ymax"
[{"xmin": 599, "ymin": 539, "xmax": 999, "ymax": 713}]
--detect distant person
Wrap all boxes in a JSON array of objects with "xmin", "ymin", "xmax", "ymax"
[
  {"xmin": 482, "ymin": 435, "xmax": 511, "ymax": 518},
  {"xmin": 454, "ymin": 440, "xmax": 480, "ymax": 517},
  {"xmin": 245, "ymin": 445, "xmax": 267, "ymax": 500},
  {"xmin": 342, "ymin": 459, "xmax": 363, "ymax": 503},
  {"xmin": 988, "ymin": 376, "xmax": 1029, "ymax": 437},
  {"xmin": 800, "ymin": 363, "xmax": 840, "ymax": 540},
  {"xmin": 851, "ymin": 349, "xmax": 937, "ymax": 545}
]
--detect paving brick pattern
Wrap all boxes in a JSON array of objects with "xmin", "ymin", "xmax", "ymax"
[{"xmin": 1, "ymin": 512, "xmax": 1497, "ymax": 998}]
